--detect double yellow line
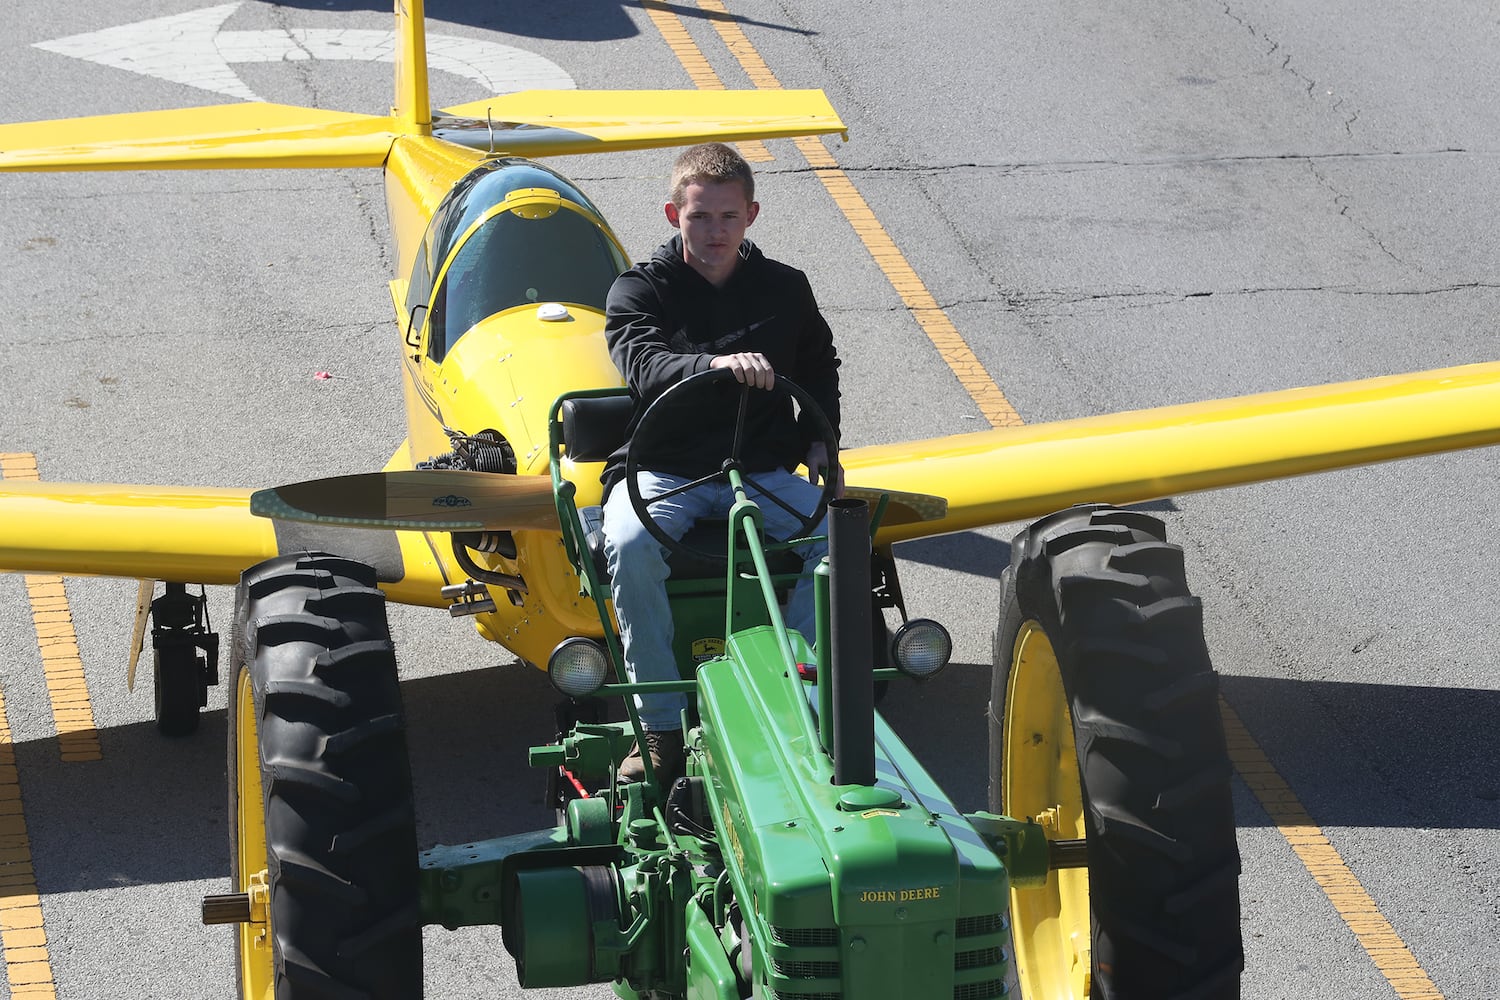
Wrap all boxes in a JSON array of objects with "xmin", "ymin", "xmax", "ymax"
[
  {"xmin": 0, "ymin": 453, "xmax": 105, "ymax": 1000},
  {"xmin": 0, "ymin": 455, "xmax": 101, "ymax": 761},
  {"xmin": 637, "ymin": 3, "xmax": 1444, "ymax": 997},
  {"xmin": 0, "ymin": 687, "xmax": 53, "ymax": 1000}
]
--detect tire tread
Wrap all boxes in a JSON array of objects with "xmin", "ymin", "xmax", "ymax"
[
  {"xmin": 230, "ymin": 551, "xmax": 422, "ymax": 1000},
  {"xmin": 990, "ymin": 505, "xmax": 1243, "ymax": 998}
]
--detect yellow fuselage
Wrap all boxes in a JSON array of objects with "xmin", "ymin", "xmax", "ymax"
[{"xmin": 382, "ymin": 135, "xmax": 627, "ymax": 666}]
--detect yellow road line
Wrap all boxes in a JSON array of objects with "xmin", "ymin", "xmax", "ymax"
[
  {"xmin": 638, "ymin": 0, "xmax": 772, "ymax": 163},
  {"xmin": 692, "ymin": 0, "xmax": 1023, "ymax": 428},
  {"xmin": 0, "ymin": 686, "xmax": 56, "ymax": 999},
  {"xmin": 0, "ymin": 455, "xmax": 103, "ymax": 763},
  {"xmin": 1221, "ymin": 699, "xmax": 1442, "ymax": 999},
  {"xmin": 663, "ymin": 4, "xmax": 1444, "ymax": 994}
]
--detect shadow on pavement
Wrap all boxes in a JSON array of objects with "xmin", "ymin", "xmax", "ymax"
[
  {"xmin": 262, "ymin": 0, "xmax": 811, "ymax": 42},
  {"xmin": 7, "ymin": 660, "xmax": 1495, "ymax": 896}
]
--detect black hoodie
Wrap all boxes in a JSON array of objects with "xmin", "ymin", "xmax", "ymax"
[{"xmin": 601, "ymin": 235, "xmax": 841, "ymax": 496}]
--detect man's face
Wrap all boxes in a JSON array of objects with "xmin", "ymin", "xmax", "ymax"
[{"xmin": 665, "ymin": 180, "xmax": 759, "ymax": 286}]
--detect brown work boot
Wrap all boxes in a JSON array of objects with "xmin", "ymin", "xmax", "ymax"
[{"xmin": 618, "ymin": 729, "xmax": 685, "ymax": 786}]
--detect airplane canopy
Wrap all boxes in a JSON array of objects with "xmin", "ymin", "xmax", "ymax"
[{"xmin": 405, "ymin": 159, "xmax": 630, "ymax": 362}]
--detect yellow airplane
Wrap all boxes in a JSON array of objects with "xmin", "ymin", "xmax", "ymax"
[{"xmin": 4, "ymin": 3, "xmax": 1500, "ymax": 1000}]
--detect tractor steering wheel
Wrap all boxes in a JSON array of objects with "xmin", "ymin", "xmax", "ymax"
[{"xmin": 624, "ymin": 368, "xmax": 840, "ymax": 565}]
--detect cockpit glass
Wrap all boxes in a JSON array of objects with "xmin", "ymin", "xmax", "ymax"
[
  {"xmin": 427, "ymin": 204, "xmax": 627, "ymax": 362},
  {"xmin": 406, "ymin": 159, "xmax": 630, "ymax": 359}
]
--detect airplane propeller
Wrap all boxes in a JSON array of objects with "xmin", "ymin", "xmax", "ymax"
[
  {"xmin": 839, "ymin": 485, "xmax": 947, "ymax": 525},
  {"xmin": 250, "ymin": 470, "xmax": 559, "ymax": 531}
]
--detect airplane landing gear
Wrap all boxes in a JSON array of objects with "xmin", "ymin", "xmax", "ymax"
[{"xmin": 152, "ymin": 583, "xmax": 218, "ymax": 737}]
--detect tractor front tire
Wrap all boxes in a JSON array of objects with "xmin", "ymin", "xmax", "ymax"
[
  {"xmin": 228, "ymin": 552, "xmax": 421, "ymax": 1000},
  {"xmin": 989, "ymin": 505, "xmax": 1242, "ymax": 999}
]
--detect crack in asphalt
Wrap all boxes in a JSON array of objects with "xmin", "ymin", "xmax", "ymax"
[
  {"xmin": 263, "ymin": 6, "xmax": 392, "ymax": 278},
  {"xmin": 270, "ymin": 4, "xmax": 322, "ymax": 102},
  {"xmin": 833, "ymin": 147, "xmax": 1479, "ymax": 179},
  {"xmin": 11, "ymin": 319, "xmax": 389, "ymax": 348},
  {"xmin": 1005, "ymin": 282, "xmax": 1500, "ymax": 310},
  {"xmin": 467, "ymin": 150, "xmax": 1489, "ymax": 193},
  {"xmin": 826, "ymin": 283, "xmax": 1500, "ymax": 322},
  {"xmin": 1302, "ymin": 159, "xmax": 1415, "ymax": 272},
  {"xmin": 1222, "ymin": 1, "xmax": 1362, "ymax": 138},
  {"xmin": 0, "ymin": 181, "xmax": 355, "ymax": 207}
]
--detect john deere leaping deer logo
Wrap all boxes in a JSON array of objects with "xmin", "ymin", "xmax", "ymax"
[
  {"xmin": 691, "ymin": 638, "xmax": 724, "ymax": 663},
  {"xmin": 433, "ymin": 494, "xmax": 473, "ymax": 509}
]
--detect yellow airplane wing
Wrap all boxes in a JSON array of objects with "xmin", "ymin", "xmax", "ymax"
[
  {"xmin": 0, "ymin": 104, "xmax": 399, "ymax": 172},
  {"xmin": 847, "ymin": 360, "xmax": 1500, "ymax": 545},
  {"xmin": 7, "ymin": 362, "xmax": 1493, "ymax": 592},
  {"xmin": 0, "ymin": 481, "xmax": 450, "ymax": 608},
  {"xmin": 435, "ymin": 89, "xmax": 846, "ymax": 157}
]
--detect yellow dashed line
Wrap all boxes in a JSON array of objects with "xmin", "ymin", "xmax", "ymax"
[
  {"xmin": 0, "ymin": 455, "xmax": 103, "ymax": 763},
  {"xmin": 1221, "ymin": 698, "xmax": 1443, "ymax": 999},
  {"xmin": 653, "ymin": 4, "xmax": 1443, "ymax": 994},
  {"xmin": 692, "ymin": 0, "xmax": 1023, "ymax": 428},
  {"xmin": 0, "ymin": 687, "xmax": 56, "ymax": 999},
  {"xmin": 637, "ymin": 0, "xmax": 772, "ymax": 163}
]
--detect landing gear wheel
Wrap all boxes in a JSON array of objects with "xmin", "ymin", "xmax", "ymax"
[
  {"xmin": 154, "ymin": 645, "xmax": 203, "ymax": 737},
  {"xmin": 151, "ymin": 582, "xmax": 216, "ymax": 737},
  {"xmin": 989, "ymin": 505, "xmax": 1242, "ymax": 999},
  {"xmin": 228, "ymin": 552, "xmax": 422, "ymax": 1000}
]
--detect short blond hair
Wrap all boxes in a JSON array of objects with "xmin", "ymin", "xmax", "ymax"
[{"xmin": 669, "ymin": 143, "xmax": 755, "ymax": 207}]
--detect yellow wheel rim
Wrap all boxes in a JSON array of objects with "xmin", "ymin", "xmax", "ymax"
[
  {"xmin": 1003, "ymin": 621, "xmax": 1091, "ymax": 999},
  {"xmin": 233, "ymin": 665, "xmax": 274, "ymax": 1000}
]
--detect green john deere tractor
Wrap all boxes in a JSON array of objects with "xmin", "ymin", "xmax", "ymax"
[{"xmin": 208, "ymin": 369, "xmax": 1243, "ymax": 999}]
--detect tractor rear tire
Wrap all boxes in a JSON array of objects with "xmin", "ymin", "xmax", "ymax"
[
  {"xmin": 989, "ymin": 505, "xmax": 1242, "ymax": 999},
  {"xmin": 228, "ymin": 552, "xmax": 421, "ymax": 1000}
]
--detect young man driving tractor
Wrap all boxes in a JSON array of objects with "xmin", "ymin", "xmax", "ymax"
[{"xmin": 600, "ymin": 142, "xmax": 843, "ymax": 784}]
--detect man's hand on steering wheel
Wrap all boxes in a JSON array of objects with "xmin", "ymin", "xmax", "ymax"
[
  {"xmin": 805, "ymin": 441, "xmax": 844, "ymax": 499},
  {"xmin": 709, "ymin": 351, "xmax": 776, "ymax": 390},
  {"xmin": 708, "ymin": 351, "xmax": 842, "ymax": 495}
]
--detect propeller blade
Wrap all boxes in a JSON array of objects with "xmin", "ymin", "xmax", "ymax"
[
  {"xmin": 250, "ymin": 471, "xmax": 558, "ymax": 531},
  {"xmin": 841, "ymin": 485, "xmax": 948, "ymax": 525}
]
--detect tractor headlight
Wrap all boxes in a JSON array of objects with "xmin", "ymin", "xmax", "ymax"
[
  {"xmin": 890, "ymin": 619, "xmax": 952, "ymax": 679},
  {"xmin": 548, "ymin": 638, "xmax": 611, "ymax": 698}
]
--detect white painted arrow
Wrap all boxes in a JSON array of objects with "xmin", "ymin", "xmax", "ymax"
[{"xmin": 33, "ymin": 2, "xmax": 574, "ymax": 103}]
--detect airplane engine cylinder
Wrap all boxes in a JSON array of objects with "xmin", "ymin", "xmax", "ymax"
[{"xmin": 468, "ymin": 445, "xmax": 514, "ymax": 473}]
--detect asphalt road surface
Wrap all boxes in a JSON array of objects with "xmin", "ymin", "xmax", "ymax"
[{"xmin": 1, "ymin": 1, "xmax": 1497, "ymax": 998}]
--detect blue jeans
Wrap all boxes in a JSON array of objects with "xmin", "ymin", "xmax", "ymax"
[{"xmin": 602, "ymin": 469, "xmax": 828, "ymax": 731}]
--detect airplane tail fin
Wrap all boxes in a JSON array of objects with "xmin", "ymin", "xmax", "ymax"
[{"xmin": 392, "ymin": 0, "xmax": 432, "ymax": 131}]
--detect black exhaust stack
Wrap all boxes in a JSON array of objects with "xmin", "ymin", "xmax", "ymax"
[{"xmin": 828, "ymin": 499, "xmax": 875, "ymax": 786}]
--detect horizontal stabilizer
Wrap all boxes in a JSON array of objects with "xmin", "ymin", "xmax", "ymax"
[
  {"xmin": 433, "ymin": 89, "xmax": 845, "ymax": 157},
  {"xmin": 252, "ymin": 470, "xmax": 558, "ymax": 531},
  {"xmin": 0, "ymin": 104, "xmax": 398, "ymax": 172}
]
